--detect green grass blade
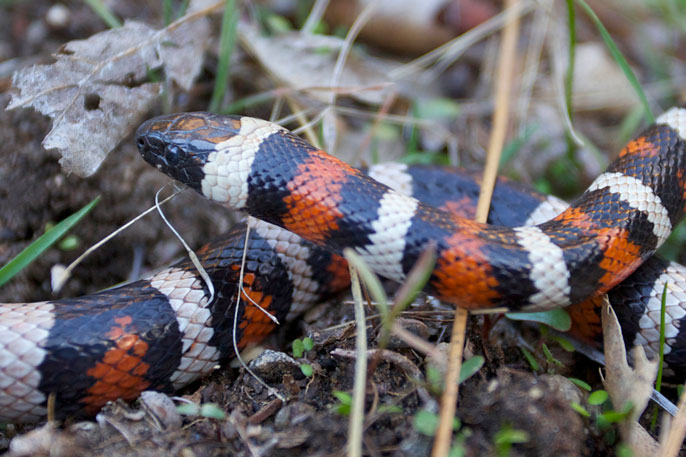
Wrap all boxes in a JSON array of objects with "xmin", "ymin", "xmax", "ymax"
[
  {"xmin": 163, "ymin": 0, "xmax": 173, "ymax": 26},
  {"xmin": 564, "ymin": 0, "xmax": 579, "ymax": 158},
  {"xmin": 0, "ymin": 197, "xmax": 100, "ymax": 288},
  {"xmin": 163, "ymin": 0, "xmax": 191, "ymax": 26},
  {"xmin": 82, "ymin": 0, "xmax": 122, "ymax": 28},
  {"xmin": 343, "ymin": 248, "xmax": 389, "ymax": 321},
  {"xmin": 390, "ymin": 244, "xmax": 435, "ymax": 319},
  {"xmin": 209, "ymin": 0, "xmax": 239, "ymax": 113},
  {"xmin": 575, "ymin": 0, "xmax": 654, "ymax": 123}
]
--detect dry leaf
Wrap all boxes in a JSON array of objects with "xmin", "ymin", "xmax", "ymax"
[
  {"xmin": 239, "ymin": 24, "xmax": 397, "ymax": 105},
  {"xmin": 602, "ymin": 300, "xmax": 660, "ymax": 456},
  {"xmin": 8, "ymin": 17, "xmax": 210, "ymax": 177}
]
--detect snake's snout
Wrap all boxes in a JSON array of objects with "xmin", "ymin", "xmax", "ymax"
[
  {"xmin": 136, "ymin": 113, "xmax": 220, "ymax": 193},
  {"xmin": 136, "ymin": 126, "xmax": 168, "ymax": 172}
]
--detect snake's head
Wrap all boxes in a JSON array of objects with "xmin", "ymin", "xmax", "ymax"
[
  {"xmin": 136, "ymin": 112, "xmax": 244, "ymax": 193},
  {"xmin": 137, "ymin": 112, "xmax": 288, "ymax": 209}
]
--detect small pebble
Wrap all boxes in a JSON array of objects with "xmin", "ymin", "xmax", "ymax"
[
  {"xmin": 248, "ymin": 349, "xmax": 303, "ymax": 382},
  {"xmin": 140, "ymin": 391, "xmax": 182, "ymax": 430}
]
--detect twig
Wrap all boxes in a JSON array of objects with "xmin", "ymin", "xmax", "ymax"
[
  {"xmin": 155, "ymin": 186, "xmax": 215, "ymax": 305},
  {"xmin": 345, "ymin": 249, "xmax": 368, "ymax": 457},
  {"xmin": 47, "ymin": 392, "xmax": 56, "ymax": 424},
  {"xmin": 328, "ymin": 2, "xmax": 377, "ymax": 104},
  {"xmin": 391, "ymin": 322, "xmax": 443, "ymax": 360},
  {"xmin": 323, "ymin": 1, "xmax": 377, "ymax": 153},
  {"xmin": 247, "ymin": 397, "xmax": 283, "ymax": 425},
  {"xmin": 52, "ymin": 186, "xmax": 185, "ymax": 292},
  {"xmin": 230, "ymin": 220, "xmax": 285, "ymax": 402},
  {"xmin": 431, "ymin": 307, "xmax": 468, "ymax": 457},
  {"xmin": 475, "ymin": 0, "xmax": 520, "ymax": 221},
  {"xmin": 284, "ymin": 98, "xmax": 322, "ymax": 147},
  {"xmin": 431, "ymin": 0, "xmax": 521, "ymax": 455}
]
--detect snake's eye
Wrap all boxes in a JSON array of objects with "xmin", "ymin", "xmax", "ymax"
[{"xmin": 165, "ymin": 144, "xmax": 186, "ymax": 164}]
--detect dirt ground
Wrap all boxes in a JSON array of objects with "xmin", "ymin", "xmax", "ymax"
[{"xmin": 0, "ymin": 1, "xmax": 684, "ymax": 456}]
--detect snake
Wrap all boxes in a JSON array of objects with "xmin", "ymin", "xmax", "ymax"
[{"xmin": 0, "ymin": 108, "xmax": 684, "ymax": 423}]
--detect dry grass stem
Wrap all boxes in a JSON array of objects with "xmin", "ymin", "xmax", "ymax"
[{"xmin": 432, "ymin": 0, "xmax": 521, "ymax": 455}]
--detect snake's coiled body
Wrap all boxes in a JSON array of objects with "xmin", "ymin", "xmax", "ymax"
[
  {"xmin": 138, "ymin": 110, "xmax": 686, "ymax": 310},
  {"xmin": 0, "ymin": 108, "xmax": 685, "ymax": 423}
]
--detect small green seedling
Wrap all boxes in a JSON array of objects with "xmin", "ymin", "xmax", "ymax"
[
  {"xmin": 411, "ymin": 409, "xmax": 469, "ymax": 457},
  {"xmin": 292, "ymin": 339, "xmax": 305, "ymax": 358},
  {"xmin": 541, "ymin": 343, "xmax": 565, "ymax": 369},
  {"xmin": 520, "ymin": 347, "xmax": 540, "ymax": 372},
  {"xmin": 58, "ymin": 235, "xmax": 80, "ymax": 251},
  {"xmin": 588, "ymin": 390, "xmax": 608, "ymax": 405},
  {"xmin": 570, "ymin": 389, "xmax": 610, "ymax": 419},
  {"xmin": 596, "ymin": 402, "xmax": 633, "ymax": 429},
  {"xmin": 292, "ymin": 337, "xmax": 315, "ymax": 377},
  {"xmin": 568, "ymin": 378, "xmax": 591, "ymax": 391},
  {"xmin": 570, "ymin": 401, "xmax": 591, "ymax": 418},
  {"xmin": 494, "ymin": 424, "xmax": 529, "ymax": 457},
  {"xmin": 615, "ymin": 442, "xmax": 633, "ymax": 457},
  {"xmin": 332, "ymin": 390, "xmax": 352, "ymax": 416},
  {"xmin": 412, "ymin": 410, "xmax": 460, "ymax": 437},
  {"xmin": 570, "ymin": 383, "xmax": 635, "ymax": 440},
  {"xmin": 299, "ymin": 363, "xmax": 313, "ymax": 377},
  {"xmin": 177, "ymin": 402, "xmax": 226, "ymax": 420},
  {"xmin": 425, "ymin": 355, "xmax": 484, "ymax": 393},
  {"xmin": 505, "ymin": 308, "xmax": 571, "ymax": 332},
  {"xmin": 458, "ymin": 356, "xmax": 484, "ymax": 384}
]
